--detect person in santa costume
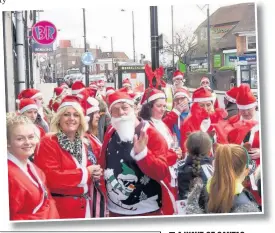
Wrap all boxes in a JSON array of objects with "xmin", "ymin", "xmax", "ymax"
[
  {"xmin": 200, "ymin": 77, "xmax": 220, "ymax": 109},
  {"xmin": 122, "ymin": 78, "xmax": 134, "ymax": 93},
  {"xmin": 7, "ymin": 114, "xmax": 59, "ymax": 220},
  {"xmin": 224, "ymin": 86, "xmax": 239, "ymax": 119},
  {"xmin": 48, "ymin": 87, "xmax": 67, "ymax": 115},
  {"xmin": 99, "ymin": 89, "xmax": 177, "ymax": 217},
  {"xmin": 96, "ymin": 80, "xmax": 106, "ymax": 99},
  {"xmin": 89, "ymin": 81, "xmax": 98, "ymax": 90},
  {"xmin": 16, "ymin": 89, "xmax": 50, "ymax": 133},
  {"xmin": 226, "ymin": 84, "xmax": 261, "ymax": 206},
  {"xmin": 170, "ymin": 88, "xmax": 191, "ymax": 142},
  {"xmin": 172, "ymin": 70, "xmax": 186, "ymax": 91},
  {"xmin": 180, "ymin": 86, "xmax": 227, "ymax": 156},
  {"xmin": 18, "ymin": 98, "xmax": 46, "ymax": 140},
  {"xmin": 139, "ymin": 86, "xmax": 181, "ymax": 199},
  {"xmin": 34, "ymin": 95, "xmax": 105, "ymax": 219}
]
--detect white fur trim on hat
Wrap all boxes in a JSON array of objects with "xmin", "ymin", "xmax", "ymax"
[
  {"xmin": 20, "ymin": 104, "xmax": 38, "ymax": 114},
  {"xmin": 173, "ymin": 75, "xmax": 183, "ymax": 80},
  {"xmin": 106, "ymin": 90, "xmax": 115, "ymax": 95},
  {"xmin": 87, "ymin": 106, "xmax": 100, "ymax": 115},
  {"xmin": 123, "ymin": 83, "xmax": 131, "ymax": 87},
  {"xmin": 87, "ymin": 97, "xmax": 99, "ymax": 106},
  {"xmin": 16, "ymin": 99, "xmax": 21, "ymax": 104},
  {"xmin": 193, "ymin": 97, "xmax": 215, "ymax": 103},
  {"xmin": 71, "ymin": 88, "xmax": 85, "ymax": 95},
  {"xmin": 225, "ymin": 93, "xmax": 236, "ymax": 103},
  {"xmin": 77, "ymin": 94, "xmax": 84, "ymax": 99},
  {"xmin": 237, "ymin": 102, "xmax": 257, "ymax": 110},
  {"xmin": 31, "ymin": 92, "xmax": 43, "ymax": 99},
  {"xmin": 109, "ymin": 99, "xmax": 134, "ymax": 111},
  {"xmin": 174, "ymin": 92, "xmax": 191, "ymax": 101},
  {"xmin": 147, "ymin": 93, "xmax": 166, "ymax": 103},
  {"xmin": 58, "ymin": 102, "xmax": 81, "ymax": 111}
]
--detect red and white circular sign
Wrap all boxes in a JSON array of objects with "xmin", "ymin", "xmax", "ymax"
[{"xmin": 32, "ymin": 21, "xmax": 57, "ymax": 45}]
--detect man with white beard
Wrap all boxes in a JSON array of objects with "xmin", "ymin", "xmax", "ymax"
[{"xmin": 99, "ymin": 90, "xmax": 177, "ymax": 217}]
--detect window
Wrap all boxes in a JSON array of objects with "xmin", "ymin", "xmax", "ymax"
[
  {"xmin": 200, "ymin": 28, "xmax": 207, "ymax": 40},
  {"xmin": 246, "ymin": 36, "xmax": 256, "ymax": 50}
]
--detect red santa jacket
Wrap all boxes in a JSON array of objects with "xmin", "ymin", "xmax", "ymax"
[
  {"xmin": 8, "ymin": 155, "xmax": 59, "ymax": 220},
  {"xmin": 34, "ymin": 134, "xmax": 94, "ymax": 219},
  {"xmin": 162, "ymin": 109, "xmax": 180, "ymax": 132},
  {"xmin": 36, "ymin": 124, "xmax": 46, "ymax": 139},
  {"xmin": 85, "ymin": 133, "xmax": 102, "ymax": 160},
  {"xmin": 98, "ymin": 121, "xmax": 177, "ymax": 215}
]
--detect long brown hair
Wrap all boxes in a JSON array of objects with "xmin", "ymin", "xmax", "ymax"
[
  {"xmin": 88, "ymin": 112, "xmax": 98, "ymax": 136},
  {"xmin": 208, "ymin": 144, "xmax": 248, "ymax": 213}
]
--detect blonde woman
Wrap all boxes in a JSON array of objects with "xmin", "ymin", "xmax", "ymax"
[
  {"xmin": 186, "ymin": 144, "xmax": 260, "ymax": 214},
  {"xmin": 34, "ymin": 95, "xmax": 104, "ymax": 219},
  {"xmin": 7, "ymin": 114, "xmax": 59, "ymax": 220}
]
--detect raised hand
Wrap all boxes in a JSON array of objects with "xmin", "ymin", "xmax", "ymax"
[{"xmin": 133, "ymin": 128, "xmax": 149, "ymax": 155}]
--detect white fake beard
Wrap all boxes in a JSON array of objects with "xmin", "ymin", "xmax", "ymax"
[
  {"xmin": 111, "ymin": 110, "xmax": 136, "ymax": 142},
  {"xmin": 200, "ymin": 118, "xmax": 211, "ymax": 132}
]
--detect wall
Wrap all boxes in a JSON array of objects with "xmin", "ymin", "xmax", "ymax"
[
  {"xmin": 3, "ymin": 12, "xmax": 16, "ymax": 112},
  {"xmin": 36, "ymin": 83, "xmax": 57, "ymax": 106},
  {"xmin": 236, "ymin": 36, "xmax": 246, "ymax": 55}
]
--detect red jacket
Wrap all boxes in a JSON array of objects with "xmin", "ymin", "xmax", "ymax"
[
  {"xmin": 34, "ymin": 134, "xmax": 93, "ymax": 219},
  {"xmin": 8, "ymin": 157, "xmax": 59, "ymax": 220}
]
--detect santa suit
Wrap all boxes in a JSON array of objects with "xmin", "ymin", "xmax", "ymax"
[
  {"xmin": 162, "ymin": 109, "xmax": 181, "ymax": 132},
  {"xmin": 99, "ymin": 121, "xmax": 177, "ymax": 216},
  {"xmin": 34, "ymin": 134, "xmax": 94, "ymax": 219},
  {"xmin": 8, "ymin": 153, "xmax": 59, "ymax": 220},
  {"xmin": 86, "ymin": 133, "xmax": 102, "ymax": 159},
  {"xmin": 149, "ymin": 118, "xmax": 179, "ymax": 198}
]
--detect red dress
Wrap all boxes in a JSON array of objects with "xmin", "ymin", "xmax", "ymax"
[{"xmin": 8, "ymin": 154, "xmax": 59, "ymax": 220}]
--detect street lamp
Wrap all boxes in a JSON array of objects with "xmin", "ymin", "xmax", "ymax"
[
  {"xmin": 103, "ymin": 36, "xmax": 115, "ymax": 89},
  {"xmin": 121, "ymin": 9, "xmax": 136, "ymax": 62}
]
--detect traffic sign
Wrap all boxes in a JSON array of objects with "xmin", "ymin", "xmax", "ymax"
[
  {"xmin": 81, "ymin": 52, "xmax": 94, "ymax": 66},
  {"xmin": 32, "ymin": 21, "xmax": 57, "ymax": 45}
]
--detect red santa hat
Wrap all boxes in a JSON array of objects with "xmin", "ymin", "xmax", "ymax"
[
  {"xmin": 18, "ymin": 98, "xmax": 38, "ymax": 114},
  {"xmin": 200, "ymin": 77, "xmax": 210, "ymax": 86},
  {"xmin": 108, "ymin": 90, "xmax": 134, "ymax": 111},
  {"xmin": 173, "ymin": 70, "xmax": 184, "ymax": 81},
  {"xmin": 71, "ymin": 81, "xmax": 86, "ymax": 95},
  {"xmin": 16, "ymin": 88, "xmax": 42, "ymax": 103},
  {"xmin": 236, "ymin": 84, "xmax": 257, "ymax": 110},
  {"xmin": 53, "ymin": 87, "xmax": 66, "ymax": 98},
  {"xmin": 97, "ymin": 80, "xmax": 105, "ymax": 87},
  {"xmin": 192, "ymin": 87, "xmax": 215, "ymax": 103},
  {"xmin": 174, "ymin": 88, "xmax": 191, "ymax": 101},
  {"xmin": 106, "ymin": 87, "xmax": 115, "ymax": 96},
  {"xmin": 140, "ymin": 88, "xmax": 166, "ymax": 105},
  {"xmin": 86, "ymin": 97, "xmax": 100, "ymax": 115},
  {"xmin": 122, "ymin": 78, "xmax": 132, "ymax": 87},
  {"xmin": 52, "ymin": 101, "xmax": 60, "ymax": 113},
  {"xmin": 58, "ymin": 95, "xmax": 83, "ymax": 112},
  {"xmin": 225, "ymin": 86, "xmax": 239, "ymax": 103}
]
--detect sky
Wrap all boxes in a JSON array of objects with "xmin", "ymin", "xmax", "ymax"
[{"xmin": 38, "ymin": 4, "xmax": 234, "ymax": 61}]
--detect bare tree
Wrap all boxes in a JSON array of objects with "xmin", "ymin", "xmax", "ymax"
[{"xmin": 163, "ymin": 26, "xmax": 198, "ymax": 63}]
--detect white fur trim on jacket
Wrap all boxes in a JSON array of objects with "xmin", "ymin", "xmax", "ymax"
[
  {"xmin": 172, "ymin": 108, "xmax": 181, "ymax": 116},
  {"xmin": 130, "ymin": 147, "xmax": 148, "ymax": 161}
]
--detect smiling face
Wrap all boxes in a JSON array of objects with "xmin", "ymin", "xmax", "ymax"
[
  {"xmin": 7, "ymin": 124, "xmax": 37, "ymax": 160},
  {"xmin": 239, "ymin": 107, "xmax": 256, "ymax": 120},
  {"xmin": 59, "ymin": 107, "xmax": 80, "ymax": 136}
]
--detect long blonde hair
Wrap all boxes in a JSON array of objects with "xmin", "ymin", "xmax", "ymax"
[
  {"xmin": 208, "ymin": 144, "xmax": 248, "ymax": 213},
  {"xmin": 50, "ymin": 104, "xmax": 88, "ymax": 138}
]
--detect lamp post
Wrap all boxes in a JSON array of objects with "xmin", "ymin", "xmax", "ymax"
[
  {"xmin": 83, "ymin": 8, "xmax": 89, "ymax": 86},
  {"xmin": 103, "ymin": 36, "xmax": 115, "ymax": 89},
  {"xmin": 207, "ymin": 4, "xmax": 211, "ymax": 74},
  {"xmin": 121, "ymin": 9, "xmax": 136, "ymax": 62},
  {"xmin": 171, "ymin": 6, "xmax": 175, "ymax": 69}
]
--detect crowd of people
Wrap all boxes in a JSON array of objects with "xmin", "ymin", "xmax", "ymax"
[{"xmin": 6, "ymin": 64, "xmax": 262, "ymax": 221}]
